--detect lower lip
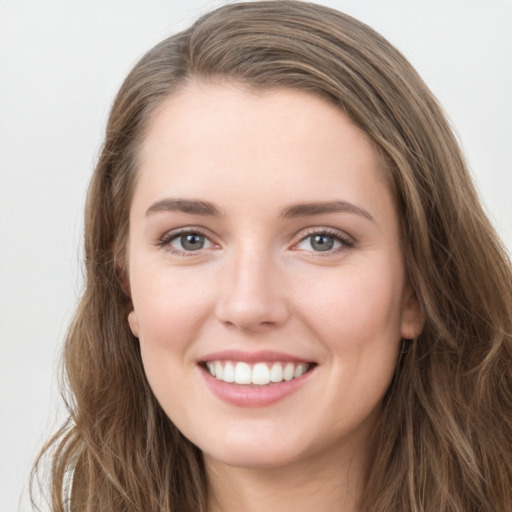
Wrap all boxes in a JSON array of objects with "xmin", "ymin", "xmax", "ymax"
[{"xmin": 200, "ymin": 365, "xmax": 314, "ymax": 408}]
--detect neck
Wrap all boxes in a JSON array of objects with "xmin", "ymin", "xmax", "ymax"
[{"xmin": 205, "ymin": 443, "xmax": 367, "ymax": 512}]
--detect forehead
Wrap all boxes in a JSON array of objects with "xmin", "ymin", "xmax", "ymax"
[
  {"xmin": 133, "ymin": 82, "xmax": 393, "ymax": 219},
  {"xmin": 140, "ymin": 81, "xmax": 376, "ymax": 158}
]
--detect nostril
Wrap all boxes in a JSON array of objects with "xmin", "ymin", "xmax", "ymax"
[
  {"xmin": 214, "ymin": 264, "xmax": 290, "ymax": 330},
  {"xmin": 215, "ymin": 299, "xmax": 290, "ymax": 332}
]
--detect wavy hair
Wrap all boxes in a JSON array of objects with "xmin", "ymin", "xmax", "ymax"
[{"xmin": 33, "ymin": 1, "xmax": 512, "ymax": 511}]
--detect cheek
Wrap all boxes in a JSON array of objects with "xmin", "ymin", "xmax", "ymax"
[
  {"xmin": 130, "ymin": 268, "xmax": 215, "ymax": 412},
  {"xmin": 129, "ymin": 264, "xmax": 215, "ymax": 347},
  {"xmin": 297, "ymin": 263, "xmax": 406, "ymax": 350},
  {"xmin": 128, "ymin": 266, "xmax": 216, "ymax": 407},
  {"xmin": 298, "ymin": 267, "xmax": 405, "ymax": 425}
]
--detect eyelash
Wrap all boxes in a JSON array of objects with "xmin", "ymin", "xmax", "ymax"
[
  {"xmin": 156, "ymin": 228, "xmax": 213, "ymax": 256},
  {"xmin": 294, "ymin": 227, "xmax": 355, "ymax": 255},
  {"xmin": 156, "ymin": 227, "xmax": 355, "ymax": 256}
]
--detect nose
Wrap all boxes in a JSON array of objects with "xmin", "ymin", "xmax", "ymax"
[{"xmin": 215, "ymin": 248, "xmax": 290, "ymax": 332}]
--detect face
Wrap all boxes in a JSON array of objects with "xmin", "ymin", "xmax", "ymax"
[{"xmin": 126, "ymin": 83, "xmax": 422, "ymax": 471}]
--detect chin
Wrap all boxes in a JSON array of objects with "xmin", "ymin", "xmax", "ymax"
[{"xmin": 204, "ymin": 444, "xmax": 302, "ymax": 470}]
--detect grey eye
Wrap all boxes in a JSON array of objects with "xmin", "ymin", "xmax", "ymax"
[
  {"xmin": 172, "ymin": 233, "xmax": 208, "ymax": 251},
  {"xmin": 310, "ymin": 234, "xmax": 335, "ymax": 251},
  {"xmin": 295, "ymin": 232, "xmax": 345, "ymax": 252}
]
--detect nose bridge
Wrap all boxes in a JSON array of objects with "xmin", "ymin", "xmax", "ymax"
[{"xmin": 215, "ymin": 241, "xmax": 289, "ymax": 330}]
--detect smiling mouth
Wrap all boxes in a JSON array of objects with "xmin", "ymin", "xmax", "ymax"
[{"xmin": 200, "ymin": 360, "xmax": 316, "ymax": 386}]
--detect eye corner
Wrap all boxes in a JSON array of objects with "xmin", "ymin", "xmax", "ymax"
[{"xmin": 155, "ymin": 227, "xmax": 219, "ymax": 256}]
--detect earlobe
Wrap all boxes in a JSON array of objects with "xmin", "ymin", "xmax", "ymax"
[
  {"xmin": 400, "ymin": 287, "xmax": 424, "ymax": 340},
  {"xmin": 115, "ymin": 244, "xmax": 138, "ymax": 337},
  {"xmin": 128, "ymin": 310, "xmax": 140, "ymax": 338}
]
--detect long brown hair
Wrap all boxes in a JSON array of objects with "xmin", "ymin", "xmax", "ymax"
[{"xmin": 33, "ymin": 1, "xmax": 512, "ymax": 511}]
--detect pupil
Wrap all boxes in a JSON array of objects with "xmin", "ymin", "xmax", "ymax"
[
  {"xmin": 312, "ymin": 234, "xmax": 334, "ymax": 251},
  {"xmin": 181, "ymin": 234, "xmax": 204, "ymax": 251}
]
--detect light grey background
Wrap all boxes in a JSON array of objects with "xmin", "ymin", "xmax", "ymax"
[{"xmin": 1, "ymin": 1, "xmax": 511, "ymax": 510}]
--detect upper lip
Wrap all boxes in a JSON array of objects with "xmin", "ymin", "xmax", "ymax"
[{"xmin": 199, "ymin": 349, "xmax": 313, "ymax": 364}]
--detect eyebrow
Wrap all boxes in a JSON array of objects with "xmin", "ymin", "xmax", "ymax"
[
  {"xmin": 146, "ymin": 198, "xmax": 221, "ymax": 216},
  {"xmin": 145, "ymin": 198, "xmax": 375, "ymax": 223},
  {"xmin": 281, "ymin": 201, "xmax": 375, "ymax": 222}
]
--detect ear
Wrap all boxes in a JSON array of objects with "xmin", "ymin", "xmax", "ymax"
[
  {"xmin": 400, "ymin": 284, "xmax": 424, "ymax": 340},
  {"xmin": 113, "ymin": 242, "xmax": 139, "ymax": 337},
  {"xmin": 112, "ymin": 239, "xmax": 139, "ymax": 336},
  {"xmin": 113, "ymin": 240, "xmax": 131, "ymax": 298},
  {"xmin": 128, "ymin": 310, "xmax": 140, "ymax": 338}
]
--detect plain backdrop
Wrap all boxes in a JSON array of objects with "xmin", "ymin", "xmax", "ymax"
[{"xmin": 1, "ymin": 1, "xmax": 511, "ymax": 510}]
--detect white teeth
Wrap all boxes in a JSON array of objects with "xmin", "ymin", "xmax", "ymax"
[
  {"xmin": 208, "ymin": 360, "xmax": 311, "ymax": 385},
  {"xmin": 283, "ymin": 362, "xmax": 295, "ymax": 381},
  {"xmin": 206, "ymin": 362, "xmax": 216, "ymax": 376},
  {"xmin": 223, "ymin": 361, "xmax": 235, "ymax": 383},
  {"xmin": 252, "ymin": 363, "xmax": 271, "ymax": 385},
  {"xmin": 214, "ymin": 361, "xmax": 223, "ymax": 380},
  {"xmin": 270, "ymin": 362, "xmax": 283, "ymax": 382},
  {"xmin": 294, "ymin": 363, "xmax": 308, "ymax": 378},
  {"xmin": 234, "ymin": 362, "xmax": 252, "ymax": 384}
]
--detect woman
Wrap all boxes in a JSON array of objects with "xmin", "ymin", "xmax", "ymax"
[{"xmin": 33, "ymin": 1, "xmax": 512, "ymax": 511}]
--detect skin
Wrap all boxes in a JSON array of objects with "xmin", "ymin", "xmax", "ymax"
[{"xmin": 126, "ymin": 82, "xmax": 423, "ymax": 512}]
